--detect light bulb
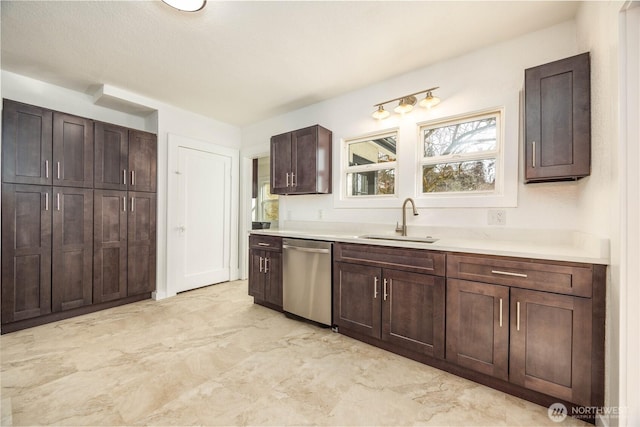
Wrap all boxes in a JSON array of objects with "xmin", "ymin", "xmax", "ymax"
[
  {"xmin": 419, "ymin": 92, "xmax": 441, "ymax": 109},
  {"xmin": 394, "ymin": 97, "xmax": 415, "ymax": 114},
  {"xmin": 372, "ymin": 105, "xmax": 390, "ymax": 120}
]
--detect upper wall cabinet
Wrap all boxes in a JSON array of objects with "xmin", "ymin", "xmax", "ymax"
[
  {"xmin": 2, "ymin": 100, "xmax": 94, "ymax": 188},
  {"xmin": 2, "ymin": 100, "xmax": 53, "ymax": 185},
  {"xmin": 53, "ymin": 113, "xmax": 94, "ymax": 188},
  {"xmin": 524, "ymin": 52, "xmax": 590, "ymax": 183},
  {"xmin": 270, "ymin": 124, "xmax": 332, "ymax": 195},
  {"xmin": 95, "ymin": 124, "xmax": 157, "ymax": 192}
]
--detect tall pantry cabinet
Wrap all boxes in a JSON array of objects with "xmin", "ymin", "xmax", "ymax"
[{"xmin": 1, "ymin": 99, "xmax": 157, "ymax": 333}]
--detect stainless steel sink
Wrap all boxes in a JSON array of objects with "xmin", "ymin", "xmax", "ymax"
[{"xmin": 357, "ymin": 234, "xmax": 439, "ymax": 244}]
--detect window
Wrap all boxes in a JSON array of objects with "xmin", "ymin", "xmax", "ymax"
[
  {"xmin": 344, "ymin": 131, "xmax": 397, "ymax": 197},
  {"xmin": 419, "ymin": 111, "xmax": 500, "ymax": 195}
]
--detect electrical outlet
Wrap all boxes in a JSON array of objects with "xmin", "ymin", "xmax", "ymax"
[{"xmin": 488, "ymin": 209, "xmax": 506, "ymax": 226}]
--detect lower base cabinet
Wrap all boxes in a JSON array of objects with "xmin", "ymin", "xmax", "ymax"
[
  {"xmin": 331, "ymin": 245, "xmax": 605, "ymax": 420},
  {"xmin": 248, "ymin": 235, "xmax": 282, "ymax": 309},
  {"xmin": 333, "ymin": 243, "xmax": 446, "ymax": 359}
]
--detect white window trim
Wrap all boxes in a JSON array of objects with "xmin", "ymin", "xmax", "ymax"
[
  {"xmin": 341, "ymin": 128, "xmax": 400, "ymax": 202},
  {"xmin": 415, "ymin": 107, "xmax": 516, "ymax": 208}
]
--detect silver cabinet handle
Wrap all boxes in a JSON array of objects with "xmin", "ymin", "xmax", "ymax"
[
  {"xmin": 516, "ymin": 301, "xmax": 521, "ymax": 331},
  {"xmin": 373, "ymin": 277, "xmax": 379, "ymax": 299},
  {"xmin": 291, "ymin": 172, "xmax": 296, "ymax": 187},
  {"xmin": 130, "ymin": 197, "xmax": 135, "ymax": 212},
  {"xmin": 532, "ymin": 141, "xmax": 536, "ymax": 168},
  {"xmin": 123, "ymin": 170, "xmax": 127, "ymax": 185},
  {"xmin": 57, "ymin": 162, "xmax": 61, "ymax": 180},
  {"xmin": 491, "ymin": 270, "xmax": 528, "ymax": 278},
  {"xmin": 259, "ymin": 256, "xmax": 264, "ymax": 273},
  {"xmin": 123, "ymin": 196, "xmax": 127, "ymax": 212},
  {"xmin": 45, "ymin": 160, "xmax": 49, "ymax": 178},
  {"xmin": 286, "ymin": 172, "xmax": 290, "ymax": 187},
  {"xmin": 257, "ymin": 242, "xmax": 271, "ymax": 247},
  {"xmin": 44, "ymin": 192, "xmax": 49, "ymax": 211},
  {"xmin": 383, "ymin": 278, "xmax": 389, "ymax": 301},
  {"xmin": 56, "ymin": 193, "xmax": 60, "ymax": 211},
  {"xmin": 264, "ymin": 257, "xmax": 270, "ymax": 273},
  {"xmin": 282, "ymin": 245, "xmax": 330, "ymax": 254},
  {"xmin": 131, "ymin": 170, "xmax": 135, "ymax": 186},
  {"xmin": 499, "ymin": 298, "xmax": 503, "ymax": 327}
]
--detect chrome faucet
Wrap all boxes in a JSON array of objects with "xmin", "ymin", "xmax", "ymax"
[{"xmin": 395, "ymin": 197, "xmax": 419, "ymax": 236}]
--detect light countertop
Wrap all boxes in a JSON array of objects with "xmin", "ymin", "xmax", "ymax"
[{"xmin": 250, "ymin": 222, "xmax": 610, "ymax": 265}]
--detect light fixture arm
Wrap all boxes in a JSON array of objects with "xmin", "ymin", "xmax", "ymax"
[{"xmin": 373, "ymin": 86, "xmax": 439, "ymax": 107}]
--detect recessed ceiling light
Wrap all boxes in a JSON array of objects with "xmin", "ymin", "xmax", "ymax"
[{"xmin": 162, "ymin": 0, "xmax": 206, "ymax": 12}]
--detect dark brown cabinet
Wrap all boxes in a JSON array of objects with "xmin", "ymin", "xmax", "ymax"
[
  {"xmin": 52, "ymin": 187, "xmax": 93, "ymax": 312},
  {"xmin": 447, "ymin": 253, "xmax": 604, "ymax": 408},
  {"xmin": 93, "ymin": 190, "xmax": 128, "ymax": 303},
  {"xmin": 1, "ymin": 100, "xmax": 53, "ymax": 185},
  {"xmin": 248, "ymin": 235, "xmax": 283, "ymax": 309},
  {"xmin": 127, "ymin": 192, "xmax": 157, "ymax": 296},
  {"xmin": 94, "ymin": 123, "xmax": 129, "ymax": 190},
  {"xmin": 53, "ymin": 113, "xmax": 94, "ymax": 188},
  {"xmin": 333, "ymin": 243, "xmax": 445, "ymax": 358},
  {"xmin": 446, "ymin": 278, "xmax": 510, "ymax": 381},
  {"xmin": 1, "ymin": 184, "xmax": 52, "ymax": 323},
  {"xmin": 1, "ymin": 99, "xmax": 157, "ymax": 333},
  {"xmin": 270, "ymin": 125, "xmax": 332, "ymax": 195},
  {"xmin": 525, "ymin": 52, "xmax": 591, "ymax": 182},
  {"xmin": 95, "ymin": 125, "xmax": 157, "ymax": 193},
  {"xmin": 510, "ymin": 288, "xmax": 592, "ymax": 406},
  {"xmin": 128, "ymin": 130, "xmax": 157, "ymax": 193}
]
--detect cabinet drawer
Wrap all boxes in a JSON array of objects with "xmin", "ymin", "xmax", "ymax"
[
  {"xmin": 447, "ymin": 254, "xmax": 592, "ymax": 297},
  {"xmin": 249, "ymin": 234, "xmax": 282, "ymax": 252},
  {"xmin": 335, "ymin": 243, "xmax": 445, "ymax": 276}
]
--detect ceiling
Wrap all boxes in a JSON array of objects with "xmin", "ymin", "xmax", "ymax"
[{"xmin": 1, "ymin": 1, "xmax": 580, "ymax": 126}]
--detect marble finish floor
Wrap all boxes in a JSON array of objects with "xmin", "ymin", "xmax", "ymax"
[{"xmin": 1, "ymin": 280, "xmax": 588, "ymax": 426}]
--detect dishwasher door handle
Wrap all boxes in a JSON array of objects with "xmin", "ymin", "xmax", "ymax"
[{"xmin": 282, "ymin": 245, "xmax": 331, "ymax": 254}]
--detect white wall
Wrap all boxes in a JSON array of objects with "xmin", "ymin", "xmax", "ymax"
[
  {"xmin": 242, "ymin": 21, "xmax": 585, "ymax": 232},
  {"xmin": 0, "ymin": 72, "xmax": 242, "ymax": 300}
]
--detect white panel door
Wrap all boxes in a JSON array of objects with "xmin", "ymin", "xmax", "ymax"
[{"xmin": 175, "ymin": 146, "xmax": 231, "ymax": 292}]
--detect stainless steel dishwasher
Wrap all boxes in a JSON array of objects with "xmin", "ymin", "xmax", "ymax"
[{"xmin": 282, "ymin": 238, "xmax": 333, "ymax": 326}]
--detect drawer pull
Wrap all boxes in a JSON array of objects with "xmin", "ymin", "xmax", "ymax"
[
  {"xmin": 264, "ymin": 257, "xmax": 270, "ymax": 273},
  {"xmin": 383, "ymin": 278, "xmax": 389, "ymax": 301},
  {"xmin": 499, "ymin": 298, "xmax": 503, "ymax": 327},
  {"xmin": 257, "ymin": 242, "xmax": 271, "ymax": 247},
  {"xmin": 44, "ymin": 192, "xmax": 49, "ymax": 211},
  {"xmin": 532, "ymin": 141, "xmax": 536, "ymax": 168},
  {"xmin": 516, "ymin": 301, "xmax": 521, "ymax": 331},
  {"xmin": 259, "ymin": 256, "xmax": 264, "ymax": 273},
  {"xmin": 45, "ymin": 160, "xmax": 49, "ymax": 178},
  {"xmin": 491, "ymin": 270, "xmax": 528, "ymax": 278}
]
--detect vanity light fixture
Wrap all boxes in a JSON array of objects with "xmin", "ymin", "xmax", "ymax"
[
  {"xmin": 161, "ymin": 0, "xmax": 206, "ymax": 12},
  {"xmin": 372, "ymin": 86, "xmax": 440, "ymax": 120}
]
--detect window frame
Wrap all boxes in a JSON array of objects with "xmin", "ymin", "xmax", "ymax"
[
  {"xmin": 417, "ymin": 109, "xmax": 505, "ymax": 202},
  {"xmin": 343, "ymin": 129, "xmax": 399, "ymax": 199}
]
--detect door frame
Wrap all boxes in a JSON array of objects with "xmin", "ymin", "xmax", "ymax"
[
  {"xmin": 166, "ymin": 133, "xmax": 239, "ymax": 298},
  {"xmin": 239, "ymin": 145, "xmax": 271, "ymax": 280}
]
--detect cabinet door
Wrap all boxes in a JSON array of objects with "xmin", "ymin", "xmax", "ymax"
[
  {"xmin": 95, "ymin": 122, "xmax": 128, "ymax": 190},
  {"xmin": 248, "ymin": 249, "xmax": 266, "ymax": 300},
  {"xmin": 94, "ymin": 190, "xmax": 128, "ymax": 303},
  {"xmin": 127, "ymin": 192, "xmax": 156, "ymax": 296},
  {"xmin": 333, "ymin": 262, "xmax": 381, "ymax": 339},
  {"xmin": 2, "ymin": 100, "xmax": 53, "ymax": 185},
  {"xmin": 446, "ymin": 279, "xmax": 509, "ymax": 381},
  {"xmin": 382, "ymin": 269, "xmax": 445, "ymax": 358},
  {"xmin": 525, "ymin": 53, "xmax": 590, "ymax": 182},
  {"xmin": 53, "ymin": 112, "xmax": 94, "ymax": 188},
  {"xmin": 291, "ymin": 126, "xmax": 318, "ymax": 194},
  {"xmin": 270, "ymin": 132, "xmax": 292, "ymax": 194},
  {"xmin": 128, "ymin": 130, "xmax": 157, "ymax": 193},
  {"xmin": 1, "ymin": 184, "xmax": 52, "ymax": 323},
  {"xmin": 510, "ymin": 288, "xmax": 592, "ymax": 406},
  {"xmin": 264, "ymin": 251, "xmax": 282, "ymax": 307},
  {"xmin": 52, "ymin": 187, "xmax": 93, "ymax": 312}
]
